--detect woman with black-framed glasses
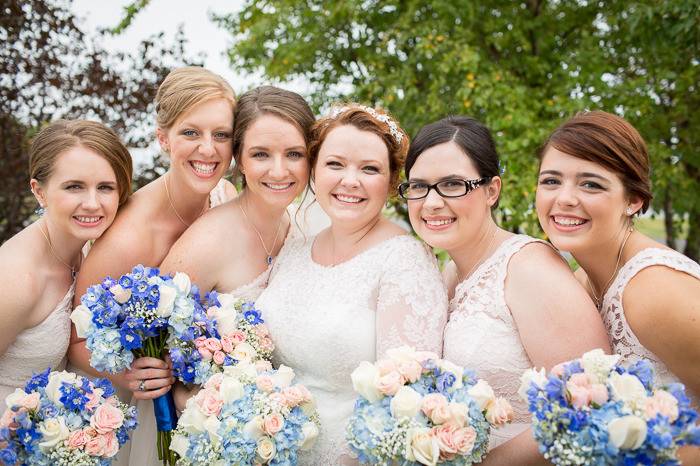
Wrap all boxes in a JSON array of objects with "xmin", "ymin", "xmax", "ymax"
[{"xmin": 402, "ymin": 115, "xmax": 610, "ymax": 465}]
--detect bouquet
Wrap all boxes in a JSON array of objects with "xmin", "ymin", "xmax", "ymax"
[
  {"xmin": 0, "ymin": 368, "xmax": 137, "ymax": 465},
  {"xmin": 168, "ymin": 291, "xmax": 274, "ymax": 386},
  {"xmin": 170, "ymin": 362, "xmax": 320, "ymax": 465},
  {"xmin": 71, "ymin": 265, "xmax": 205, "ymax": 465},
  {"xmin": 346, "ymin": 346, "xmax": 513, "ymax": 465},
  {"xmin": 520, "ymin": 348, "xmax": 700, "ymax": 465}
]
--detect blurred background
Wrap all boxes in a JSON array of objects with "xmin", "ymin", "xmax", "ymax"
[{"xmin": 2, "ymin": 0, "xmax": 698, "ymax": 259}]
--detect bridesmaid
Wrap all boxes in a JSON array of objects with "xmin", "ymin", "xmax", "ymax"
[
  {"xmin": 67, "ymin": 66, "xmax": 237, "ymax": 465},
  {"xmin": 256, "ymin": 104, "xmax": 448, "ymax": 465},
  {"xmin": 401, "ymin": 116, "xmax": 610, "ymax": 464},
  {"xmin": 0, "ymin": 120, "xmax": 131, "ymax": 411},
  {"xmin": 535, "ymin": 111, "xmax": 699, "ymax": 461},
  {"xmin": 159, "ymin": 85, "xmax": 315, "ymax": 410}
]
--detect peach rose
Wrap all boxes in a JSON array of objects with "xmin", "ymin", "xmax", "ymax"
[
  {"xmin": 377, "ymin": 371, "xmax": 403, "ymax": 396},
  {"xmin": 455, "ymin": 426, "xmax": 477, "ymax": 454},
  {"xmin": 102, "ymin": 431, "xmax": 119, "ymax": 457},
  {"xmin": 20, "ymin": 392, "xmax": 40, "ymax": 410},
  {"xmin": 256, "ymin": 375, "xmax": 275, "ymax": 393},
  {"xmin": 421, "ymin": 393, "xmax": 448, "ymax": 418},
  {"xmin": 255, "ymin": 360, "xmax": 273, "ymax": 373},
  {"xmin": 430, "ymin": 404, "xmax": 453, "ymax": 425},
  {"xmin": 590, "ymin": 383, "xmax": 609, "ymax": 406},
  {"xmin": 485, "ymin": 398, "xmax": 513, "ymax": 426},
  {"xmin": 397, "ymin": 360, "xmax": 423, "ymax": 384},
  {"xmin": 254, "ymin": 325, "xmax": 270, "ymax": 338},
  {"xmin": 85, "ymin": 433, "xmax": 108, "ymax": 456},
  {"xmin": 196, "ymin": 389, "xmax": 223, "ymax": 417},
  {"xmin": 213, "ymin": 350, "xmax": 226, "ymax": 365},
  {"xmin": 375, "ymin": 359, "xmax": 398, "ymax": 376},
  {"xmin": 645, "ymin": 390, "xmax": 679, "ymax": 422},
  {"xmin": 282, "ymin": 386, "xmax": 307, "ymax": 407},
  {"xmin": 263, "ymin": 413, "xmax": 284, "ymax": 435},
  {"xmin": 568, "ymin": 372, "xmax": 591, "ymax": 387},
  {"xmin": 447, "ymin": 402, "xmax": 469, "ymax": 427},
  {"xmin": 268, "ymin": 392, "xmax": 287, "ymax": 408},
  {"xmin": 90, "ymin": 403, "xmax": 124, "ymax": 434},
  {"xmin": 67, "ymin": 429, "xmax": 90, "ymax": 449},
  {"xmin": 434, "ymin": 423, "xmax": 460, "ymax": 456},
  {"xmin": 568, "ymin": 383, "xmax": 592, "ymax": 409},
  {"xmin": 0, "ymin": 409, "xmax": 16, "ymax": 429}
]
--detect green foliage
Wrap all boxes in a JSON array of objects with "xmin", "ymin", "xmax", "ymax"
[{"xmin": 216, "ymin": 0, "xmax": 699, "ymax": 257}]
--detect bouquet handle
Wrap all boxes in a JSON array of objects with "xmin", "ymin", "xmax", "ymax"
[{"xmin": 153, "ymin": 391, "xmax": 178, "ymax": 465}]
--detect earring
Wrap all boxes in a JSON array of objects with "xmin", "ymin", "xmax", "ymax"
[
  {"xmin": 35, "ymin": 204, "xmax": 46, "ymax": 216},
  {"xmin": 626, "ymin": 207, "xmax": 634, "ymax": 216}
]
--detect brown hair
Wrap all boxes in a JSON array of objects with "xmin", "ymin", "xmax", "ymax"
[
  {"xmin": 232, "ymin": 86, "xmax": 315, "ymax": 185},
  {"xmin": 29, "ymin": 119, "xmax": 133, "ymax": 206},
  {"xmin": 309, "ymin": 104, "xmax": 409, "ymax": 193},
  {"xmin": 540, "ymin": 111, "xmax": 652, "ymax": 213},
  {"xmin": 155, "ymin": 67, "xmax": 236, "ymax": 129}
]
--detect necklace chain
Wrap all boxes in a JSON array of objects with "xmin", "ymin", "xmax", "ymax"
[
  {"xmin": 460, "ymin": 226, "xmax": 498, "ymax": 282},
  {"xmin": 164, "ymin": 175, "xmax": 207, "ymax": 227},
  {"xmin": 586, "ymin": 227, "xmax": 634, "ymax": 310},
  {"xmin": 238, "ymin": 200, "xmax": 286, "ymax": 265},
  {"xmin": 39, "ymin": 222, "xmax": 79, "ymax": 279}
]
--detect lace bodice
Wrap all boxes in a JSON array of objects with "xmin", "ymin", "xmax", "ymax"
[
  {"xmin": 443, "ymin": 234, "xmax": 546, "ymax": 448},
  {"xmin": 0, "ymin": 282, "xmax": 74, "ymax": 412},
  {"xmin": 257, "ymin": 234, "xmax": 448, "ymax": 465},
  {"xmin": 601, "ymin": 247, "xmax": 700, "ymax": 405}
]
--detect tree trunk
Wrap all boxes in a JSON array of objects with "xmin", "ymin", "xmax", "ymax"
[
  {"xmin": 662, "ymin": 188, "xmax": 676, "ymax": 250},
  {"xmin": 683, "ymin": 209, "xmax": 699, "ymax": 262}
]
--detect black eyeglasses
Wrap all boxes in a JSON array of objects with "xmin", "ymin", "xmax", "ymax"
[{"xmin": 398, "ymin": 177, "xmax": 492, "ymax": 200}]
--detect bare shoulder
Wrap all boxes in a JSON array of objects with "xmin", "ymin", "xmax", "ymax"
[
  {"xmin": 508, "ymin": 240, "xmax": 571, "ymax": 280},
  {"xmin": 0, "ymin": 237, "xmax": 42, "ymax": 320}
]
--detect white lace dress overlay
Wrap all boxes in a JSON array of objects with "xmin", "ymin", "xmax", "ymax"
[
  {"xmin": 0, "ymin": 283, "xmax": 74, "ymax": 413},
  {"xmin": 601, "ymin": 247, "xmax": 700, "ymax": 405},
  {"xmin": 443, "ymin": 234, "xmax": 547, "ymax": 449},
  {"xmin": 257, "ymin": 234, "xmax": 448, "ymax": 465}
]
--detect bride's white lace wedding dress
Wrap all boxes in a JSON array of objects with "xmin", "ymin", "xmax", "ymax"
[{"xmin": 256, "ymin": 234, "xmax": 448, "ymax": 465}]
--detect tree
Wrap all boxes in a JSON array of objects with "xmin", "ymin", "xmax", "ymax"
[
  {"xmin": 0, "ymin": 0, "xmax": 198, "ymax": 243},
  {"xmin": 215, "ymin": 0, "xmax": 699, "ymax": 256}
]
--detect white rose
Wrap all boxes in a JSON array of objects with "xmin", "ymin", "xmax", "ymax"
[
  {"xmin": 216, "ymin": 293, "xmax": 237, "ymax": 312},
  {"xmin": 219, "ymin": 377, "xmax": 245, "ymax": 404},
  {"xmin": 405, "ymin": 427, "xmax": 440, "ymax": 466},
  {"xmin": 232, "ymin": 342, "xmax": 258, "ymax": 363},
  {"xmin": 45, "ymin": 371, "xmax": 78, "ymax": 406},
  {"xmin": 299, "ymin": 421, "xmax": 319, "ymax": 450},
  {"xmin": 108, "ymin": 284, "xmax": 131, "ymax": 304},
  {"xmin": 222, "ymin": 360, "xmax": 257, "ymax": 379},
  {"xmin": 271, "ymin": 365, "xmax": 296, "ymax": 389},
  {"xmin": 518, "ymin": 367, "xmax": 547, "ymax": 401},
  {"xmin": 608, "ymin": 415, "xmax": 647, "ymax": 450},
  {"xmin": 468, "ymin": 379, "xmax": 496, "ymax": 411},
  {"xmin": 156, "ymin": 284, "xmax": 177, "ymax": 318},
  {"xmin": 203, "ymin": 416, "xmax": 221, "ymax": 445},
  {"xmin": 256, "ymin": 436, "xmax": 276, "ymax": 462},
  {"xmin": 447, "ymin": 402, "xmax": 469, "ymax": 427},
  {"xmin": 5, "ymin": 388, "xmax": 27, "ymax": 410},
  {"xmin": 437, "ymin": 360, "xmax": 464, "ymax": 390},
  {"xmin": 178, "ymin": 399, "xmax": 208, "ymax": 433},
  {"xmin": 172, "ymin": 272, "xmax": 192, "ymax": 295},
  {"xmin": 351, "ymin": 361, "xmax": 382, "ymax": 403},
  {"xmin": 70, "ymin": 304, "xmax": 93, "ymax": 338},
  {"xmin": 609, "ymin": 372, "xmax": 648, "ymax": 410},
  {"xmin": 38, "ymin": 417, "xmax": 70, "ymax": 451},
  {"xmin": 170, "ymin": 434, "xmax": 190, "ymax": 457},
  {"xmin": 214, "ymin": 310, "xmax": 239, "ymax": 337},
  {"xmin": 243, "ymin": 416, "xmax": 264, "ymax": 440},
  {"xmin": 581, "ymin": 349, "xmax": 620, "ymax": 384},
  {"xmin": 390, "ymin": 386, "xmax": 422, "ymax": 419}
]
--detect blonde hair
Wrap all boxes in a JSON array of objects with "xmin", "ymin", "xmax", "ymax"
[
  {"xmin": 155, "ymin": 66, "xmax": 236, "ymax": 129},
  {"xmin": 29, "ymin": 120, "xmax": 133, "ymax": 206}
]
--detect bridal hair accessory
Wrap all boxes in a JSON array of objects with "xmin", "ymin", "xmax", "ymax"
[{"xmin": 330, "ymin": 105, "xmax": 404, "ymax": 144}]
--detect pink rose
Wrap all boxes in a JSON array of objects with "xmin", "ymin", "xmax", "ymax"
[
  {"xmin": 198, "ymin": 347, "xmax": 213, "ymax": 361},
  {"xmin": 282, "ymin": 386, "xmax": 308, "ymax": 407},
  {"xmin": 434, "ymin": 423, "xmax": 460, "ymax": 456},
  {"xmin": 397, "ymin": 360, "xmax": 423, "ymax": 384},
  {"xmin": 205, "ymin": 373, "xmax": 224, "ymax": 391},
  {"xmin": 196, "ymin": 389, "xmax": 223, "ymax": 416},
  {"xmin": 260, "ymin": 337, "xmax": 274, "ymax": 352},
  {"xmin": 204, "ymin": 338, "xmax": 222, "ymax": 352},
  {"xmin": 68, "ymin": 429, "xmax": 90, "ymax": 449},
  {"xmin": 454, "ymin": 426, "xmax": 477, "ymax": 454},
  {"xmin": 227, "ymin": 331, "xmax": 246, "ymax": 344},
  {"xmin": 430, "ymin": 404, "xmax": 453, "ymax": 425},
  {"xmin": 20, "ymin": 392, "xmax": 40, "ymax": 410},
  {"xmin": 568, "ymin": 373, "xmax": 591, "ymax": 387},
  {"xmin": 645, "ymin": 391, "xmax": 679, "ymax": 422},
  {"xmin": 256, "ymin": 375, "xmax": 275, "ymax": 393},
  {"xmin": 221, "ymin": 336, "xmax": 234, "ymax": 353},
  {"xmin": 85, "ymin": 389, "xmax": 104, "ymax": 411},
  {"xmin": 213, "ymin": 350, "xmax": 226, "ymax": 365},
  {"xmin": 589, "ymin": 383, "xmax": 609, "ymax": 406},
  {"xmin": 377, "ymin": 371, "xmax": 403, "ymax": 396},
  {"xmin": 103, "ymin": 431, "xmax": 119, "ymax": 457},
  {"xmin": 375, "ymin": 359, "xmax": 398, "ymax": 376},
  {"xmin": 194, "ymin": 336, "xmax": 207, "ymax": 348},
  {"xmin": 268, "ymin": 392, "xmax": 286, "ymax": 407},
  {"xmin": 255, "ymin": 360, "xmax": 273, "ymax": 373},
  {"xmin": 421, "ymin": 393, "xmax": 448, "ymax": 418},
  {"xmin": 485, "ymin": 398, "xmax": 514, "ymax": 426},
  {"xmin": 567, "ymin": 383, "xmax": 592, "ymax": 409},
  {"xmin": 263, "ymin": 413, "xmax": 284, "ymax": 435},
  {"xmin": 90, "ymin": 403, "xmax": 124, "ymax": 434},
  {"xmin": 85, "ymin": 433, "xmax": 108, "ymax": 456},
  {"xmin": 254, "ymin": 325, "xmax": 270, "ymax": 338}
]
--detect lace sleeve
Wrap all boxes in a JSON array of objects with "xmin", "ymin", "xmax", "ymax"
[{"xmin": 376, "ymin": 237, "xmax": 448, "ymax": 358}]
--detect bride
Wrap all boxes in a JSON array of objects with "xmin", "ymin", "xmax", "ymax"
[{"xmin": 256, "ymin": 104, "xmax": 448, "ymax": 465}]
